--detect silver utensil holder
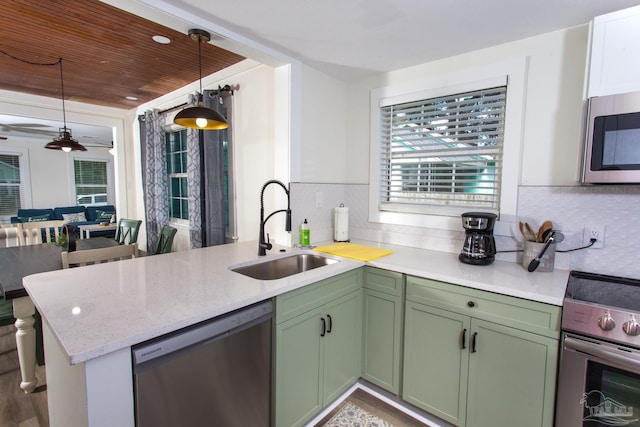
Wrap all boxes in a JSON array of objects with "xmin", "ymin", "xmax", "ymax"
[{"xmin": 522, "ymin": 240, "xmax": 556, "ymax": 272}]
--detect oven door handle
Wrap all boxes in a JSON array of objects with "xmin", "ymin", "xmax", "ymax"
[{"xmin": 565, "ymin": 336, "xmax": 640, "ymax": 373}]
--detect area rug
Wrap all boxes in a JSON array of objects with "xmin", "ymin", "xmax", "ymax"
[{"xmin": 323, "ymin": 401, "xmax": 394, "ymax": 427}]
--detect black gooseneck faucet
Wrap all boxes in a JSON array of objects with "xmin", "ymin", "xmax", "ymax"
[{"xmin": 259, "ymin": 180, "xmax": 292, "ymax": 256}]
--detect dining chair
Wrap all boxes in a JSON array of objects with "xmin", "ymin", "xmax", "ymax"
[
  {"xmin": 0, "ymin": 223, "xmax": 21, "ymax": 247},
  {"xmin": 155, "ymin": 225, "xmax": 177, "ymax": 254},
  {"xmin": 62, "ymin": 243, "xmax": 139, "ymax": 269},
  {"xmin": 114, "ymin": 219, "xmax": 142, "ymax": 245},
  {"xmin": 17, "ymin": 220, "xmax": 67, "ymax": 245},
  {"xmin": 0, "ymin": 294, "xmax": 15, "ymax": 327}
]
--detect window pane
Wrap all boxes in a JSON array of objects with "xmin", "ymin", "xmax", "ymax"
[
  {"xmin": 166, "ymin": 131, "xmax": 189, "ymax": 221},
  {"xmin": 171, "ymin": 199, "xmax": 181, "ymax": 218},
  {"xmin": 0, "ymin": 154, "xmax": 23, "ymax": 217},
  {"xmin": 181, "ymin": 199, "xmax": 189, "ymax": 220}
]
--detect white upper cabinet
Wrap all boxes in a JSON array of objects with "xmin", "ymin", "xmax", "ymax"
[{"xmin": 587, "ymin": 5, "xmax": 640, "ymax": 97}]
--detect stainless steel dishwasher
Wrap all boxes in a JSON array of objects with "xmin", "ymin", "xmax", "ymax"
[{"xmin": 132, "ymin": 300, "xmax": 272, "ymax": 427}]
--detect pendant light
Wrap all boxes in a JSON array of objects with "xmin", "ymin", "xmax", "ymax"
[
  {"xmin": 173, "ymin": 29, "xmax": 228, "ymax": 130},
  {"xmin": 45, "ymin": 58, "xmax": 87, "ymax": 152}
]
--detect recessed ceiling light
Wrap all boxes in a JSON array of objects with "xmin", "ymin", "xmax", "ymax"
[
  {"xmin": 152, "ymin": 35, "xmax": 171, "ymax": 44},
  {"xmin": 126, "ymin": 96, "xmax": 138, "ymax": 101}
]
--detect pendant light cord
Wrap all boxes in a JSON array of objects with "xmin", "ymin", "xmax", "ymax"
[
  {"xmin": 58, "ymin": 58, "xmax": 68, "ymax": 129},
  {"xmin": 0, "ymin": 49, "xmax": 60, "ymax": 67},
  {"xmin": 0, "ymin": 49, "xmax": 67, "ymax": 126},
  {"xmin": 198, "ymin": 37, "xmax": 203, "ymax": 94}
]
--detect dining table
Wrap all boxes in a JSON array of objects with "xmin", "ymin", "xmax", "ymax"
[{"xmin": 0, "ymin": 237, "xmax": 122, "ymax": 393}]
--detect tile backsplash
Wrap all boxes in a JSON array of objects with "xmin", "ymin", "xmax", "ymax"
[{"xmin": 291, "ymin": 182, "xmax": 640, "ymax": 280}]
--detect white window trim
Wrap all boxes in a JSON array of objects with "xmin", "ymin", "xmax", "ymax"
[
  {"xmin": 369, "ymin": 57, "xmax": 528, "ymax": 231},
  {"xmin": 0, "ymin": 146, "xmax": 33, "ymax": 220},
  {"xmin": 67, "ymin": 153, "xmax": 115, "ymax": 206}
]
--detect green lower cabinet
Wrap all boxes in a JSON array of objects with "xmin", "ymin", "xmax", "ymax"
[
  {"xmin": 323, "ymin": 291, "xmax": 362, "ymax": 404},
  {"xmin": 275, "ymin": 285, "xmax": 362, "ymax": 427},
  {"xmin": 403, "ymin": 300, "xmax": 558, "ymax": 427},
  {"xmin": 275, "ymin": 307, "xmax": 324, "ymax": 427},
  {"xmin": 362, "ymin": 267, "xmax": 404, "ymax": 395},
  {"xmin": 403, "ymin": 301, "xmax": 469, "ymax": 425},
  {"xmin": 466, "ymin": 319, "xmax": 558, "ymax": 427}
]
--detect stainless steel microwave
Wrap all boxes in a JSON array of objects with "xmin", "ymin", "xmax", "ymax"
[{"xmin": 581, "ymin": 91, "xmax": 640, "ymax": 184}]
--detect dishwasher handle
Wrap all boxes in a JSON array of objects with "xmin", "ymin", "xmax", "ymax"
[{"xmin": 132, "ymin": 300, "xmax": 272, "ymax": 368}]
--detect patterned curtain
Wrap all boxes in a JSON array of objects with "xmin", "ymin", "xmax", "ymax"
[
  {"xmin": 185, "ymin": 93, "xmax": 203, "ymax": 249},
  {"xmin": 140, "ymin": 89, "xmax": 232, "ymax": 250},
  {"xmin": 141, "ymin": 109, "xmax": 169, "ymax": 251},
  {"xmin": 202, "ymin": 87, "xmax": 234, "ymax": 246}
]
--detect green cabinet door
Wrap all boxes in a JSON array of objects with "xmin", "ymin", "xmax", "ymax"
[
  {"xmin": 275, "ymin": 307, "xmax": 323, "ymax": 427},
  {"xmin": 466, "ymin": 319, "xmax": 558, "ymax": 427},
  {"xmin": 362, "ymin": 267, "xmax": 404, "ymax": 394},
  {"xmin": 403, "ymin": 301, "xmax": 470, "ymax": 426},
  {"xmin": 274, "ymin": 269, "xmax": 363, "ymax": 427},
  {"xmin": 323, "ymin": 290, "xmax": 362, "ymax": 404},
  {"xmin": 362, "ymin": 288, "xmax": 403, "ymax": 393}
]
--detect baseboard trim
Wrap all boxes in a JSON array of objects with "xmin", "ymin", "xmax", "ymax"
[{"xmin": 304, "ymin": 380, "xmax": 451, "ymax": 427}]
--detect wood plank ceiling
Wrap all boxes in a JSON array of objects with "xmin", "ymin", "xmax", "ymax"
[{"xmin": 0, "ymin": 0, "xmax": 245, "ymax": 109}]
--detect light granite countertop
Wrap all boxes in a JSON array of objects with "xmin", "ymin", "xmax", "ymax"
[{"xmin": 23, "ymin": 239, "xmax": 569, "ymax": 365}]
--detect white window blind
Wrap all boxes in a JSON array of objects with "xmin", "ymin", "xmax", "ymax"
[
  {"xmin": 0, "ymin": 154, "xmax": 23, "ymax": 218},
  {"xmin": 74, "ymin": 160, "xmax": 108, "ymax": 206},
  {"xmin": 379, "ymin": 86, "xmax": 506, "ymax": 216}
]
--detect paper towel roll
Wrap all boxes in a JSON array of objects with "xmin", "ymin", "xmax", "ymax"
[{"xmin": 333, "ymin": 205, "xmax": 349, "ymax": 242}]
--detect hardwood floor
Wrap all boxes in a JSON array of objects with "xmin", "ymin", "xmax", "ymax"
[
  {"xmin": 315, "ymin": 388, "xmax": 427, "ymax": 426},
  {"xmin": 0, "ymin": 324, "xmax": 49, "ymax": 427}
]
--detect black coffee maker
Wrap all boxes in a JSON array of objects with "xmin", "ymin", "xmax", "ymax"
[{"xmin": 459, "ymin": 212, "xmax": 497, "ymax": 265}]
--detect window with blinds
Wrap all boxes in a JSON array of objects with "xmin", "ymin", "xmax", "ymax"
[
  {"xmin": 74, "ymin": 160, "xmax": 108, "ymax": 206},
  {"xmin": 0, "ymin": 154, "xmax": 23, "ymax": 218},
  {"xmin": 378, "ymin": 86, "xmax": 506, "ymax": 216}
]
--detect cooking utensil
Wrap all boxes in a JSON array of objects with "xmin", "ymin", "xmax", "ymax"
[
  {"xmin": 527, "ymin": 231, "xmax": 564, "ymax": 272},
  {"xmin": 525, "ymin": 222, "xmax": 537, "ymax": 242},
  {"xmin": 518, "ymin": 221, "xmax": 528, "ymax": 240},
  {"xmin": 536, "ymin": 220, "xmax": 553, "ymax": 243}
]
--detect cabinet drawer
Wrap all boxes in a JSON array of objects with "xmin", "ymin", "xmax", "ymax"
[
  {"xmin": 275, "ymin": 269, "xmax": 362, "ymax": 323},
  {"xmin": 406, "ymin": 276, "xmax": 561, "ymax": 338},
  {"xmin": 364, "ymin": 267, "xmax": 403, "ymax": 296}
]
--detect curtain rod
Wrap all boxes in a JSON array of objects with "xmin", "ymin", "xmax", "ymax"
[
  {"xmin": 159, "ymin": 102, "xmax": 187, "ymax": 115},
  {"xmin": 147, "ymin": 84, "xmax": 237, "ymax": 116}
]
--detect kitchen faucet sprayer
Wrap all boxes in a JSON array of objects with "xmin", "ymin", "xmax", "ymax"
[{"xmin": 258, "ymin": 180, "xmax": 292, "ymax": 256}]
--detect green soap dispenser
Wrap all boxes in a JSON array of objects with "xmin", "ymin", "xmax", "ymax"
[{"xmin": 300, "ymin": 219, "xmax": 310, "ymax": 246}]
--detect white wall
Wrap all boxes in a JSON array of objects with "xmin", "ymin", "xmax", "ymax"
[
  {"xmin": 296, "ymin": 65, "xmax": 348, "ymax": 183},
  {"xmin": 132, "ymin": 60, "xmax": 280, "ymax": 250},
  {"xmin": 0, "ymin": 90, "xmax": 129, "ymax": 216},
  {"xmin": 6, "ymin": 138, "xmax": 115, "ymax": 209},
  {"xmin": 341, "ymin": 25, "xmax": 590, "ymax": 186}
]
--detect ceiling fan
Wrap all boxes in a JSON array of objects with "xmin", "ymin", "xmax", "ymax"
[{"xmin": 0, "ymin": 116, "xmax": 112, "ymax": 148}]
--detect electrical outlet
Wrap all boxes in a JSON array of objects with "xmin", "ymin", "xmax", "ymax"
[
  {"xmin": 315, "ymin": 192, "xmax": 323, "ymax": 208},
  {"xmin": 583, "ymin": 225, "xmax": 605, "ymax": 249}
]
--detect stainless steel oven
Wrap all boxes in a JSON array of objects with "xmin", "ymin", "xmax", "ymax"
[{"xmin": 556, "ymin": 271, "xmax": 640, "ymax": 426}]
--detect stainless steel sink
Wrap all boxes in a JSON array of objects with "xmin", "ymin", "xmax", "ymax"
[{"xmin": 231, "ymin": 253, "xmax": 338, "ymax": 280}]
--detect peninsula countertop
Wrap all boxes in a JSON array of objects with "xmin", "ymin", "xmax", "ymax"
[{"xmin": 23, "ymin": 240, "xmax": 569, "ymax": 365}]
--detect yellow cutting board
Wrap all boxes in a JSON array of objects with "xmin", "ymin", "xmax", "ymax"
[{"xmin": 314, "ymin": 242, "xmax": 393, "ymax": 261}]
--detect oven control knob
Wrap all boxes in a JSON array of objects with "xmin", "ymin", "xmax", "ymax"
[
  {"xmin": 623, "ymin": 315, "xmax": 640, "ymax": 336},
  {"xmin": 598, "ymin": 312, "xmax": 616, "ymax": 331}
]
